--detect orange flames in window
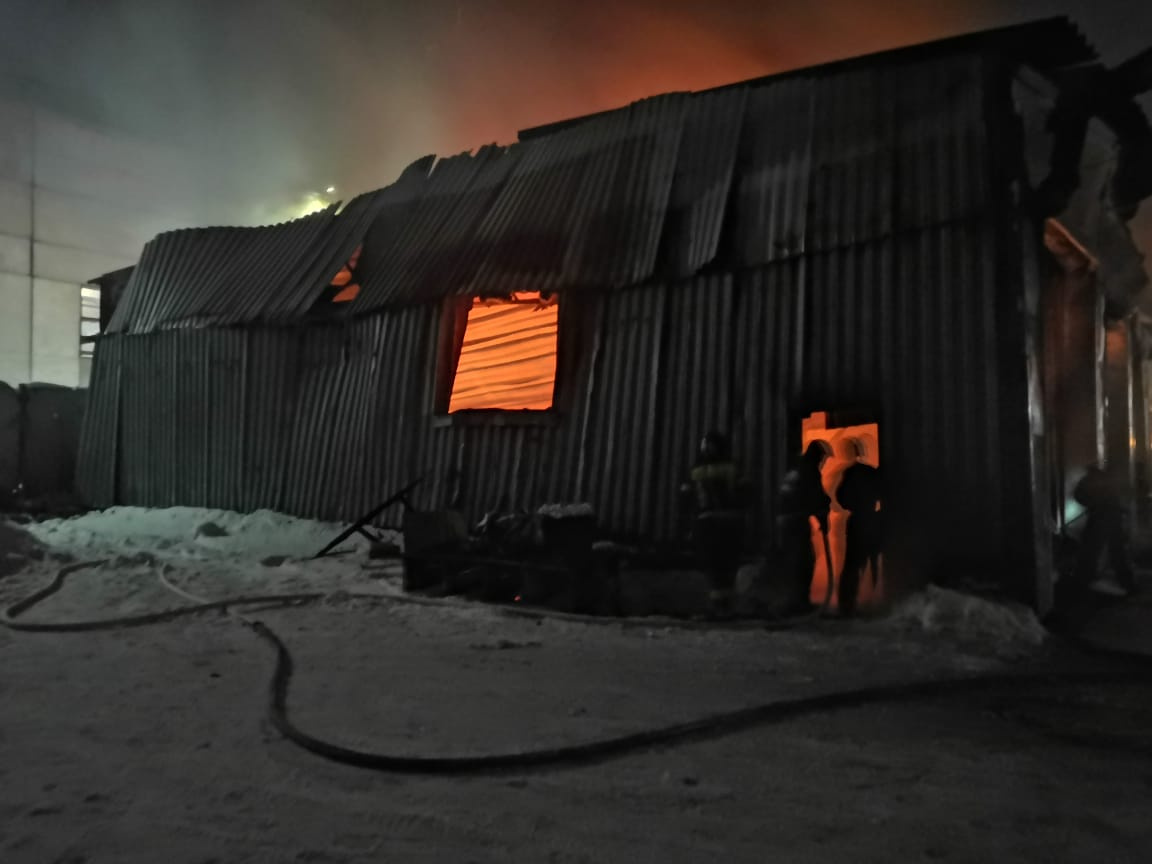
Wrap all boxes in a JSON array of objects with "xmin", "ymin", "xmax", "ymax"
[{"xmin": 448, "ymin": 292, "xmax": 559, "ymax": 412}]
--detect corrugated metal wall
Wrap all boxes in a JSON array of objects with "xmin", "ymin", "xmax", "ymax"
[{"xmin": 1, "ymin": 383, "xmax": 87, "ymax": 504}]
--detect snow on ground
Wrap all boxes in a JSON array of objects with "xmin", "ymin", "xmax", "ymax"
[
  {"xmin": 883, "ymin": 584, "xmax": 1048, "ymax": 658},
  {"xmin": 10, "ymin": 506, "xmax": 1053, "ymax": 663},
  {"xmin": 13, "ymin": 506, "xmax": 401, "ymax": 615},
  {"xmin": 25, "ymin": 505, "xmax": 378, "ymax": 563}
]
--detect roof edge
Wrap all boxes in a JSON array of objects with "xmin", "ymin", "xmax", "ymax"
[{"xmin": 519, "ymin": 16, "xmax": 1096, "ymax": 142}]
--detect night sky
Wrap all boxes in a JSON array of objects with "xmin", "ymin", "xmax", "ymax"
[{"xmin": 1, "ymin": 0, "xmax": 1148, "ymax": 228}]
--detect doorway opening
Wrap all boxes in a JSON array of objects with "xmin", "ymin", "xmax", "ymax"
[{"xmin": 800, "ymin": 410, "xmax": 882, "ymax": 611}]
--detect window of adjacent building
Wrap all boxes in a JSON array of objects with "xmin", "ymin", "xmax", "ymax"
[
  {"xmin": 80, "ymin": 285, "xmax": 101, "ymax": 358},
  {"xmin": 446, "ymin": 291, "xmax": 559, "ymax": 413}
]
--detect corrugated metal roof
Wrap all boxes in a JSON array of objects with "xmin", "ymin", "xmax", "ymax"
[
  {"xmin": 105, "ymin": 158, "xmax": 433, "ymax": 335},
  {"xmin": 105, "ymin": 18, "xmax": 1121, "ymax": 335},
  {"xmin": 464, "ymin": 94, "xmax": 689, "ymax": 297},
  {"xmin": 106, "ymin": 207, "xmax": 336, "ymax": 335},
  {"xmin": 353, "ymin": 146, "xmax": 520, "ymax": 310}
]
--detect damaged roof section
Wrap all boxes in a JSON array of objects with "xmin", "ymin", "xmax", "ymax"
[
  {"xmin": 105, "ymin": 158, "xmax": 434, "ymax": 336},
  {"xmin": 104, "ymin": 16, "xmax": 1147, "ymax": 336}
]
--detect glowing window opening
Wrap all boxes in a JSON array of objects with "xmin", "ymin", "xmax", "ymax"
[
  {"xmin": 448, "ymin": 292, "xmax": 558, "ymax": 413},
  {"xmin": 330, "ymin": 244, "xmax": 363, "ymax": 303}
]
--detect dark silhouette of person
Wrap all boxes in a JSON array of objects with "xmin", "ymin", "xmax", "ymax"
[
  {"xmin": 835, "ymin": 438, "xmax": 882, "ymax": 617},
  {"xmin": 777, "ymin": 440, "xmax": 832, "ymax": 613},
  {"xmin": 1073, "ymin": 461, "xmax": 1136, "ymax": 595},
  {"xmin": 682, "ymin": 430, "xmax": 746, "ymax": 618}
]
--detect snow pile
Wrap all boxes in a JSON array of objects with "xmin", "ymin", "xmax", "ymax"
[
  {"xmin": 26, "ymin": 506, "xmax": 374, "ymax": 562},
  {"xmin": 885, "ymin": 585, "xmax": 1047, "ymax": 654},
  {"xmin": 12, "ymin": 506, "xmax": 403, "ymax": 607}
]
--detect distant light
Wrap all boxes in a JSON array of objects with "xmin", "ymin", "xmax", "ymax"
[
  {"xmin": 325, "ymin": 186, "xmax": 336, "ymax": 194},
  {"xmin": 294, "ymin": 194, "xmax": 329, "ymax": 218}
]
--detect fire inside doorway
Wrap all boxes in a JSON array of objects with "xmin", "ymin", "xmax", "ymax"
[{"xmin": 801, "ymin": 412, "xmax": 882, "ymax": 612}]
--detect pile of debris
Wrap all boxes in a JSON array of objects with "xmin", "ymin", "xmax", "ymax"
[
  {"xmin": 401, "ymin": 502, "xmax": 627, "ymax": 615},
  {"xmin": 397, "ymin": 501, "xmax": 800, "ymax": 620}
]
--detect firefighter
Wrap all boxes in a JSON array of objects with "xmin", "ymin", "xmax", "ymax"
[
  {"xmin": 777, "ymin": 440, "xmax": 832, "ymax": 614},
  {"xmin": 682, "ymin": 430, "xmax": 747, "ymax": 618},
  {"xmin": 835, "ymin": 438, "xmax": 882, "ymax": 617},
  {"xmin": 1073, "ymin": 461, "xmax": 1136, "ymax": 596}
]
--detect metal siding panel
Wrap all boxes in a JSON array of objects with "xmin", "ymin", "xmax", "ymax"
[
  {"xmin": 732, "ymin": 264, "xmax": 800, "ymax": 538},
  {"xmin": 886, "ymin": 221, "xmax": 1003, "ymax": 574},
  {"xmin": 578, "ymin": 284, "xmax": 665, "ymax": 537},
  {"xmin": 893, "ymin": 55, "xmax": 990, "ymax": 232},
  {"xmin": 76, "ymin": 335, "xmax": 122, "ymax": 506},
  {"xmin": 659, "ymin": 89, "xmax": 746, "ymax": 278},
  {"xmin": 650, "ymin": 274, "xmax": 734, "ymax": 539},
  {"xmin": 355, "ymin": 148, "xmax": 520, "ymax": 311},
  {"xmin": 464, "ymin": 95, "xmax": 688, "ymax": 297},
  {"xmin": 728, "ymin": 77, "xmax": 814, "ymax": 267}
]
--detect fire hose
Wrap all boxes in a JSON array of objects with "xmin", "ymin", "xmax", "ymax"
[{"xmin": 3, "ymin": 561, "xmax": 1150, "ymax": 775}]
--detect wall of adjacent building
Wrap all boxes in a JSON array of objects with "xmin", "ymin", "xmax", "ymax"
[{"xmin": 0, "ymin": 97, "xmax": 252, "ymax": 387}]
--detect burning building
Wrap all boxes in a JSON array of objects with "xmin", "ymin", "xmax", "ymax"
[{"xmin": 78, "ymin": 19, "xmax": 1152, "ymax": 612}]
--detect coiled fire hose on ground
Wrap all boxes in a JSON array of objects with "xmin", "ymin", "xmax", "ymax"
[{"xmin": 3, "ymin": 561, "xmax": 1149, "ymax": 775}]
